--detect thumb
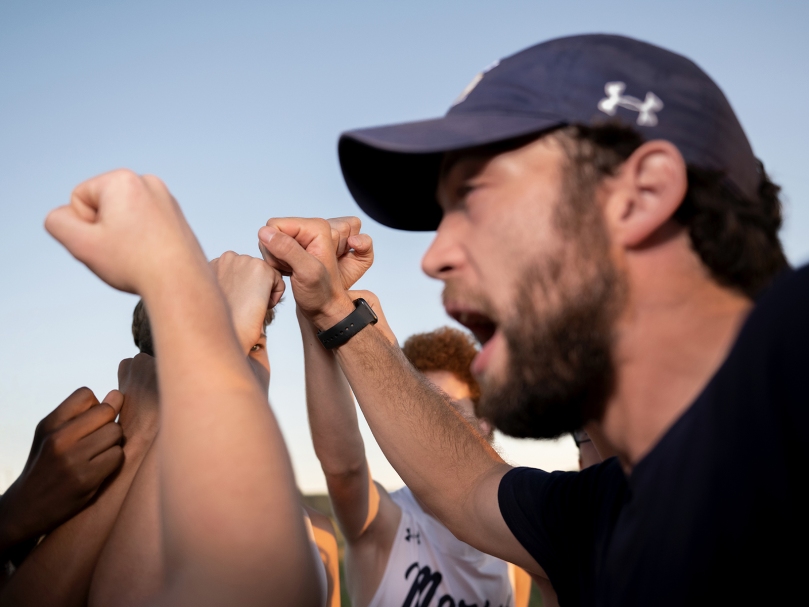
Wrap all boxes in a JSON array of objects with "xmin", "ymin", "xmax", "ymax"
[
  {"xmin": 259, "ymin": 227, "xmax": 323, "ymax": 283},
  {"xmin": 44, "ymin": 205, "xmax": 96, "ymax": 261},
  {"xmin": 347, "ymin": 234, "xmax": 373, "ymax": 256}
]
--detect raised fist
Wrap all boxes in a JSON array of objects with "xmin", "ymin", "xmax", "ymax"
[
  {"xmin": 257, "ymin": 217, "xmax": 373, "ymax": 330},
  {"xmin": 210, "ymin": 252, "xmax": 285, "ymax": 355},
  {"xmin": 117, "ymin": 354, "xmax": 160, "ymax": 443},
  {"xmin": 45, "ymin": 170, "xmax": 206, "ymax": 296},
  {"xmin": 325, "ymin": 217, "xmax": 374, "ymax": 289},
  {"xmin": 258, "ymin": 218, "xmax": 350, "ymax": 330},
  {"xmin": 0, "ymin": 388, "xmax": 124, "ymax": 558}
]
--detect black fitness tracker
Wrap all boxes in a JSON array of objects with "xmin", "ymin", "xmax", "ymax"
[{"xmin": 317, "ymin": 298, "xmax": 379, "ymax": 349}]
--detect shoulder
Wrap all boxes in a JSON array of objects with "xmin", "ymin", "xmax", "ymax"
[
  {"xmin": 499, "ymin": 458, "xmax": 624, "ymax": 514},
  {"xmin": 498, "ymin": 459, "xmax": 625, "ymax": 551},
  {"xmin": 713, "ymin": 265, "xmax": 809, "ymax": 413},
  {"xmin": 498, "ymin": 460, "xmax": 624, "ymax": 605},
  {"xmin": 739, "ymin": 265, "xmax": 809, "ymax": 347}
]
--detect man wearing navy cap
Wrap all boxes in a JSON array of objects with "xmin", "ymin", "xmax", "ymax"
[{"xmin": 259, "ymin": 34, "xmax": 806, "ymax": 605}]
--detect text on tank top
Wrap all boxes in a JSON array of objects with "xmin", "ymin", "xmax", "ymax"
[{"xmin": 367, "ymin": 487, "xmax": 517, "ymax": 607}]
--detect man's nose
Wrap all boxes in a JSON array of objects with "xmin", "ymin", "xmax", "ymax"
[{"xmin": 421, "ymin": 216, "xmax": 464, "ymax": 279}]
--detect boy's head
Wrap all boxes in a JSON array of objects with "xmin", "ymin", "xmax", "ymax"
[
  {"xmin": 402, "ymin": 326, "xmax": 492, "ymax": 440},
  {"xmin": 132, "ymin": 301, "xmax": 277, "ymax": 393}
]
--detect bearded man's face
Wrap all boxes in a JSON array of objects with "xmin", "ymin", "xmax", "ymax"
[{"xmin": 424, "ymin": 132, "xmax": 625, "ymax": 439}]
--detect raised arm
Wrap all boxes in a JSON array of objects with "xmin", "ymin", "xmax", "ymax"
[
  {"xmin": 298, "ymin": 307, "xmax": 379, "ymax": 540},
  {"xmin": 297, "ymin": 292, "xmax": 399, "ymax": 540},
  {"xmin": 290, "ymin": 218, "xmax": 402, "ymax": 605},
  {"xmin": 259, "ymin": 217, "xmax": 544, "ymax": 575},
  {"xmin": 44, "ymin": 170, "xmax": 320, "ymax": 607},
  {"xmin": 90, "ymin": 252, "xmax": 303, "ymax": 607}
]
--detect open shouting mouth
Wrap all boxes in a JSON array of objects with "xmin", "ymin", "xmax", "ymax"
[{"xmin": 445, "ymin": 304, "xmax": 504, "ymax": 376}]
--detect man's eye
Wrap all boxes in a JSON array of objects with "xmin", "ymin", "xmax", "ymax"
[
  {"xmin": 457, "ymin": 184, "xmax": 475, "ymax": 199},
  {"xmin": 251, "ymin": 344, "xmax": 263, "ymax": 352}
]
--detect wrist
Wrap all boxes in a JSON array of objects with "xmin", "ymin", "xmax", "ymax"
[
  {"xmin": 138, "ymin": 248, "xmax": 211, "ymax": 304},
  {"xmin": 309, "ymin": 294, "xmax": 356, "ymax": 332}
]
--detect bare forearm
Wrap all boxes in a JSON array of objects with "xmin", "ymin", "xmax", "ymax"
[
  {"xmin": 299, "ymin": 309, "xmax": 378, "ymax": 540},
  {"xmin": 0, "ymin": 437, "xmax": 151, "ymax": 607},
  {"xmin": 334, "ymin": 325, "xmax": 505, "ymax": 529},
  {"xmin": 143, "ymin": 262, "xmax": 318, "ymax": 605},
  {"xmin": 299, "ymin": 309, "xmax": 367, "ymax": 474}
]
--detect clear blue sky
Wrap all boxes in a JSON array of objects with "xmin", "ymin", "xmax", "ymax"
[{"xmin": 1, "ymin": 0, "xmax": 807, "ymax": 492}]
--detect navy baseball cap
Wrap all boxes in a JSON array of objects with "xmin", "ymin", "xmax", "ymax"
[{"xmin": 338, "ymin": 34, "xmax": 759, "ymax": 231}]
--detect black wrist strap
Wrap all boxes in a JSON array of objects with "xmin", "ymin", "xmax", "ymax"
[{"xmin": 318, "ymin": 298, "xmax": 378, "ymax": 349}]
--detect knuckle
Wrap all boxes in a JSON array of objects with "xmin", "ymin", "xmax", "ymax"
[
  {"xmin": 110, "ymin": 446, "xmax": 125, "ymax": 468},
  {"xmin": 133, "ymin": 352, "xmax": 152, "ymax": 365},
  {"xmin": 97, "ymin": 402, "xmax": 118, "ymax": 423},
  {"xmin": 313, "ymin": 218, "xmax": 331, "ymax": 232},
  {"xmin": 118, "ymin": 358, "xmax": 133, "ymax": 375},
  {"xmin": 99, "ymin": 447, "xmax": 125, "ymax": 477},
  {"xmin": 44, "ymin": 430, "xmax": 68, "ymax": 457},
  {"xmin": 109, "ymin": 422, "xmax": 124, "ymax": 441},
  {"xmin": 72, "ymin": 386, "xmax": 95, "ymax": 403},
  {"xmin": 115, "ymin": 169, "xmax": 144, "ymax": 191},
  {"xmin": 73, "ymin": 467, "xmax": 97, "ymax": 493},
  {"xmin": 141, "ymin": 173, "xmax": 167, "ymax": 190},
  {"xmin": 35, "ymin": 416, "xmax": 53, "ymax": 437}
]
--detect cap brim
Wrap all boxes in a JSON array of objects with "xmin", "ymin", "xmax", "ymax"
[{"xmin": 339, "ymin": 113, "xmax": 562, "ymax": 231}]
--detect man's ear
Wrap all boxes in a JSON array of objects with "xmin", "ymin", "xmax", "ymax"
[{"xmin": 602, "ymin": 140, "xmax": 687, "ymax": 248}]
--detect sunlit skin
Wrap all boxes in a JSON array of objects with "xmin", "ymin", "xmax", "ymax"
[
  {"xmin": 424, "ymin": 137, "xmax": 569, "ymax": 387},
  {"xmin": 425, "ymin": 134, "xmax": 753, "ymax": 469},
  {"xmin": 247, "ymin": 333, "xmax": 270, "ymax": 393},
  {"xmin": 422, "ymin": 370, "xmax": 492, "ymax": 439},
  {"xmin": 415, "ymin": 369, "xmax": 531, "ymax": 606}
]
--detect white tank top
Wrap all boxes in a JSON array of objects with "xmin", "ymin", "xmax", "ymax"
[{"xmin": 367, "ymin": 487, "xmax": 518, "ymax": 607}]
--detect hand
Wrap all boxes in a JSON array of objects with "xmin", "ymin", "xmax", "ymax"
[
  {"xmin": 257, "ymin": 218, "xmax": 355, "ymax": 330},
  {"xmin": 347, "ymin": 290, "xmax": 398, "ymax": 346},
  {"xmin": 325, "ymin": 217, "xmax": 374, "ymax": 289},
  {"xmin": 44, "ymin": 170, "xmax": 206, "ymax": 296},
  {"xmin": 209, "ymin": 252, "xmax": 285, "ymax": 355},
  {"xmin": 0, "ymin": 388, "xmax": 124, "ymax": 555},
  {"xmin": 117, "ymin": 354, "xmax": 160, "ymax": 444}
]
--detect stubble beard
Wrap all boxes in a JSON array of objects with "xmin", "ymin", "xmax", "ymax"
[{"xmin": 477, "ymin": 188, "xmax": 625, "ymax": 439}]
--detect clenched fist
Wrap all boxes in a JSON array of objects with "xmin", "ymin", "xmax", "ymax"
[
  {"xmin": 257, "ymin": 216, "xmax": 374, "ymax": 330},
  {"xmin": 44, "ymin": 170, "xmax": 206, "ymax": 296},
  {"xmin": 210, "ymin": 252, "xmax": 285, "ymax": 355},
  {"xmin": 0, "ymin": 388, "xmax": 124, "ymax": 559}
]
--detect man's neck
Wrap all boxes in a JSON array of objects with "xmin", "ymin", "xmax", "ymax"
[{"xmin": 598, "ymin": 230, "xmax": 753, "ymax": 472}]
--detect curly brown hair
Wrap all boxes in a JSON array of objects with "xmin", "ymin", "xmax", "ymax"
[
  {"xmin": 401, "ymin": 326, "xmax": 481, "ymax": 406},
  {"xmin": 131, "ymin": 299, "xmax": 277, "ymax": 356}
]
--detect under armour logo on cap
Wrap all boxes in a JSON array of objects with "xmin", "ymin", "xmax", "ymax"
[
  {"xmin": 452, "ymin": 60, "xmax": 501, "ymax": 106},
  {"xmin": 598, "ymin": 81, "xmax": 664, "ymax": 126},
  {"xmin": 339, "ymin": 34, "xmax": 761, "ymax": 231}
]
